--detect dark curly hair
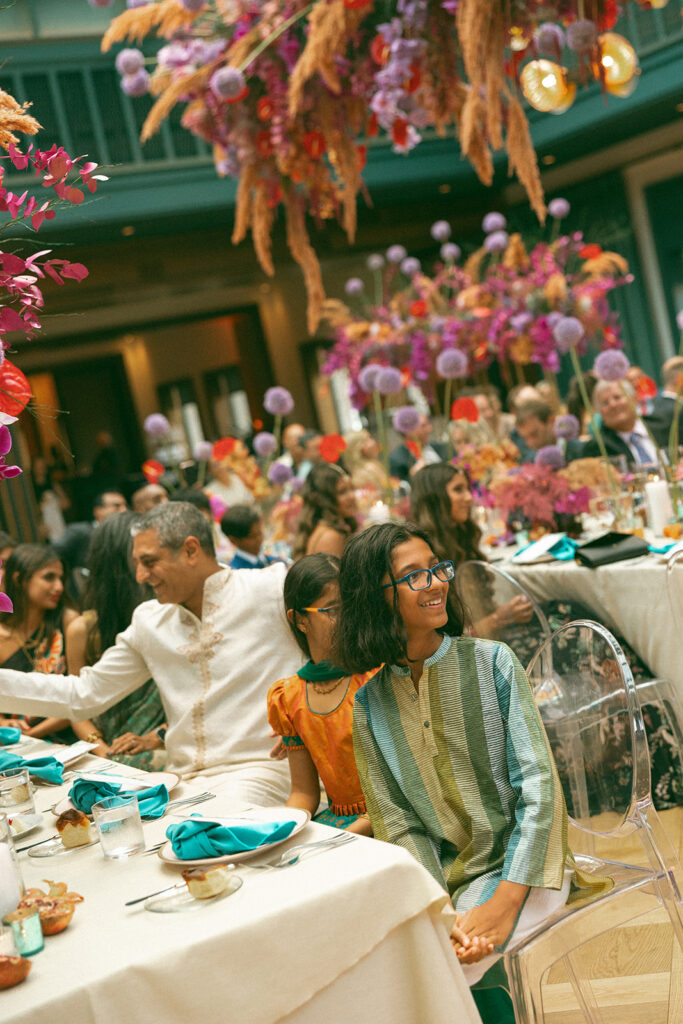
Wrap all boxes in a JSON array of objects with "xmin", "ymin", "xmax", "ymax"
[
  {"xmin": 410, "ymin": 463, "xmax": 482, "ymax": 567},
  {"xmin": 283, "ymin": 553, "xmax": 339, "ymax": 658},
  {"xmin": 291, "ymin": 463, "xmax": 357, "ymax": 561},
  {"xmin": 335, "ymin": 522, "xmax": 465, "ymax": 674}
]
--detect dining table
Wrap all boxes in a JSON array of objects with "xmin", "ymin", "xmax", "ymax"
[{"xmin": 1, "ymin": 741, "xmax": 481, "ymax": 1024}]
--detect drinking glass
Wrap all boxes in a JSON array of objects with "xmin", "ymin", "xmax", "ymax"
[
  {"xmin": 0, "ymin": 815, "xmax": 24, "ymax": 919},
  {"xmin": 91, "ymin": 794, "xmax": 145, "ymax": 859},
  {"xmin": 0, "ymin": 768, "xmax": 35, "ymax": 816}
]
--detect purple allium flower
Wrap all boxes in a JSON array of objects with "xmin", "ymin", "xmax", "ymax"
[
  {"xmin": 484, "ymin": 231, "xmax": 509, "ymax": 253},
  {"xmin": 376, "ymin": 366, "xmax": 403, "ymax": 395},
  {"xmin": 358, "ymin": 364, "xmax": 382, "ymax": 393},
  {"xmin": 210, "ymin": 67, "xmax": 246, "ymax": 101},
  {"xmin": 367, "ymin": 253, "xmax": 384, "ymax": 272},
  {"xmin": 441, "ymin": 242, "xmax": 461, "ymax": 262},
  {"xmin": 263, "ymin": 386, "xmax": 294, "ymax": 416},
  {"xmin": 566, "ymin": 19, "xmax": 598, "ymax": 53},
  {"xmin": 392, "ymin": 405, "xmax": 422, "ymax": 434},
  {"xmin": 121, "ymin": 69, "xmax": 150, "ymax": 97},
  {"xmin": 401, "ymin": 257, "xmax": 421, "ymax": 276},
  {"xmin": 179, "ymin": 0, "xmax": 206, "ymax": 9},
  {"xmin": 510, "ymin": 312, "xmax": 533, "ymax": 332},
  {"xmin": 144, "ymin": 413, "xmax": 170, "ymax": 437},
  {"xmin": 345, "ymin": 277, "xmax": 364, "ymax": 296},
  {"xmin": 552, "ymin": 316, "xmax": 585, "ymax": 352},
  {"xmin": 594, "ymin": 349, "xmax": 630, "ymax": 382},
  {"xmin": 193, "ymin": 440, "xmax": 214, "ymax": 461},
  {"xmin": 430, "ymin": 220, "xmax": 451, "ymax": 242},
  {"xmin": 115, "ymin": 49, "xmax": 144, "ymax": 76},
  {"xmin": 268, "ymin": 462, "xmax": 293, "ymax": 486},
  {"xmin": 676, "ymin": 309, "xmax": 683, "ymax": 332},
  {"xmin": 535, "ymin": 445, "xmax": 566, "ymax": 469},
  {"xmin": 553, "ymin": 414, "xmax": 580, "ymax": 441},
  {"xmin": 436, "ymin": 348, "xmax": 468, "ymax": 379},
  {"xmin": 482, "ymin": 212, "xmax": 506, "ymax": 233},
  {"xmin": 386, "ymin": 245, "xmax": 407, "ymax": 264},
  {"xmin": 253, "ymin": 431, "xmax": 278, "ymax": 457},
  {"xmin": 548, "ymin": 197, "xmax": 570, "ymax": 219},
  {"xmin": 535, "ymin": 22, "xmax": 565, "ymax": 52}
]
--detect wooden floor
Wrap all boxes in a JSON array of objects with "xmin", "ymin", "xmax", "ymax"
[{"xmin": 538, "ymin": 807, "xmax": 683, "ymax": 1023}]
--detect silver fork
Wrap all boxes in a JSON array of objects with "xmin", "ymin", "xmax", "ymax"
[
  {"xmin": 163, "ymin": 792, "xmax": 215, "ymax": 814},
  {"xmin": 245, "ymin": 833, "xmax": 356, "ymax": 869}
]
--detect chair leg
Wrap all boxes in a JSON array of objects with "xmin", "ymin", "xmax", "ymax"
[{"xmin": 563, "ymin": 952, "xmax": 605, "ymax": 1024}]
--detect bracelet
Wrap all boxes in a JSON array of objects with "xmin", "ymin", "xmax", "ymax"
[{"xmin": 85, "ymin": 732, "xmax": 103, "ymax": 744}]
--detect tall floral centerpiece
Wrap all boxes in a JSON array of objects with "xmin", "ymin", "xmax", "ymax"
[{"xmin": 98, "ymin": 0, "xmax": 655, "ymax": 331}]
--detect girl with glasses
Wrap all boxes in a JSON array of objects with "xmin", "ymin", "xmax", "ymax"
[
  {"xmin": 267, "ymin": 554, "xmax": 376, "ymax": 834},
  {"xmin": 336, "ymin": 523, "xmax": 574, "ymax": 1017}
]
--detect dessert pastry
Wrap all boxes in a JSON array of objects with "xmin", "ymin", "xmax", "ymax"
[
  {"xmin": 19, "ymin": 879, "xmax": 84, "ymax": 936},
  {"xmin": 55, "ymin": 808, "xmax": 92, "ymax": 848},
  {"xmin": 182, "ymin": 865, "xmax": 233, "ymax": 900},
  {"xmin": 0, "ymin": 954, "xmax": 31, "ymax": 990}
]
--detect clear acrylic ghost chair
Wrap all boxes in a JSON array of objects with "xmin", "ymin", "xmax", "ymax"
[
  {"xmin": 455, "ymin": 560, "xmax": 551, "ymax": 664},
  {"xmin": 503, "ymin": 620, "xmax": 683, "ymax": 1024}
]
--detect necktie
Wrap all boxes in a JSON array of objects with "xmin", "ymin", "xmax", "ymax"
[{"xmin": 629, "ymin": 431, "xmax": 654, "ymax": 466}]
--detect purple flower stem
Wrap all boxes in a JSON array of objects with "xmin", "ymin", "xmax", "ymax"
[
  {"xmin": 443, "ymin": 378, "xmax": 454, "ymax": 461},
  {"xmin": 568, "ymin": 347, "xmax": 620, "ymax": 510},
  {"xmin": 373, "ymin": 390, "xmax": 390, "ymax": 480}
]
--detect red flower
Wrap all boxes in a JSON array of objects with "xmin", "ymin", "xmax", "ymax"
[
  {"xmin": 256, "ymin": 97, "xmax": 274, "ymax": 121},
  {"xmin": 303, "ymin": 131, "xmax": 325, "ymax": 159},
  {"xmin": 255, "ymin": 131, "xmax": 273, "ymax": 158},
  {"xmin": 406, "ymin": 440, "xmax": 422, "ymax": 459},
  {"xmin": 410, "ymin": 300, "xmax": 427, "ymax": 318},
  {"xmin": 343, "ymin": 0, "xmax": 372, "ymax": 7},
  {"xmin": 392, "ymin": 118, "xmax": 408, "ymax": 147},
  {"xmin": 142, "ymin": 459, "xmax": 165, "ymax": 483},
  {"xmin": 580, "ymin": 244, "xmax": 602, "ymax": 260},
  {"xmin": 213, "ymin": 437, "xmax": 237, "ymax": 461},
  {"xmin": 366, "ymin": 112, "xmax": 379, "ymax": 137},
  {"xmin": 370, "ymin": 35, "xmax": 390, "ymax": 66},
  {"xmin": 0, "ymin": 360, "xmax": 31, "ymax": 418},
  {"xmin": 404, "ymin": 65, "xmax": 421, "ymax": 93},
  {"xmin": 635, "ymin": 375, "xmax": 657, "ymax": 401},
  {"xmin": 451, "ymin": 397, "xmax": 479, "ymax": 423},
  {"xmin": 319, "ymin": 434, "xmax": 347, "ymax": 462},
  {"xmin": 598, "ymin": 0, "xmax": 619, "ymax": 30}
]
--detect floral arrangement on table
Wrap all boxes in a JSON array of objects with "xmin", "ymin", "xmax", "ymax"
[
  {"xmin": 490, "ymin": 462, "xmax": 592, "ymax": 537},
  {"xmin": 97, "ymin": 0, "xmax": 654, "ymax": 331},
  {"xmin": 323, "ymin": 203, "xmax": 631, "ymax": 410},
  {"xmin": 453, "ymin": 438, "xmax": 520, "ymax": 491}
]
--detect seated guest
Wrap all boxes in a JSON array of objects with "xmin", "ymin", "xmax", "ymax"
[
  {"xmin": 390, "ymin": 413, "xmax": 445, "ymax": 481},
  {"xmin": 55, "ymin": 490, "xmax": 128, "ymax": 598},
  {"xmin": 566, "ymin": 371, "xmax": 598, "ymax": 439},
  {"xmin": 170, "ymin": 488, "xmax": 213, "ymax": 523},
  {"xmin": 0, "ymin": 503, "xmax": 303, "ymax": 808},
  {"xmin": 478, "ymin": 385, "xmax": 515, "ymax": 441},
  {"xmin": 337, "ymin": 522, "xmax": 573, "ymax": 1009},
  {"xmin": 131, "ymin": 483, "xmax": 169, "ymax": 514},
  {"xmin": 0, "ymin": 545, "xmax": 77, "ymax": 741},
  {"xmin": 66, "ymin": 512, "xmax": 166, "ymax": 770},
  {"xmin": 292, "ymin": 464, "xmax": 358, "ymax": 560},
  {"xmin": 342, "ymin": 429, "xmax": 388, "ymax": 494},
  {"xmin": 221, "ymin": 505, "xmax": 276, "ymax": 569},
  {"xmin": 296, "ymin": 429, "xmax": 323, "ymax": 480},
  {"xmin": 582, "ymin": 380, "xmax": 659, "ymax": 466},
  {"xmin": 647, "ymin": 356, "xmax": 683, "ymax": 448},
  {"xmin": 515, "ymin": 399, "xmax": 581, "ymax": 462},
  {"xmin": 267, "ymin": 554, "xmax": 375, "ymax": 835},
  {"xmin": 0, "ymin": 531, "xmax": 17, "ymax": 567},
  {"xmin": 274, "ymin": 423, "xmax": 306, "ymax": 473},
  {"xmin": 205, "ymin": 451, "xmax": 255, "ymax": 507}
]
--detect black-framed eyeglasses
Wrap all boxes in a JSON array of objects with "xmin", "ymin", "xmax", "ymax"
[
  {"xmin": 382, "ymin": 560, "xmax": 455, "ymax": 592},
  {"xmin": 302, "ymin": 605, "xmax": 340, "ymax": 618}
]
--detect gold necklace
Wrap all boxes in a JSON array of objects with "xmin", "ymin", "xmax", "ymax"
[{"xmin": 309, "ymin": 676, "xmax": 347, "ymax": 696}]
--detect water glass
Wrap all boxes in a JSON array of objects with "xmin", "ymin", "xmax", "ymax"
[
  {"xmin": 0, "ymin": 815, "xmax": 24, "ymax": 919},
  {"xmin": 0, "ymin": 768, "xmax": 35, "ymax": 816},
  {"xmin": 91, "ymin": 794, "xmax": 145, "ymax": 859}
]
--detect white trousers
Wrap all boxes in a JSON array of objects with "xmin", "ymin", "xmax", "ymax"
[{"xmin": 186, "ymin": 759, "xmax": 291, "ymax": 812}]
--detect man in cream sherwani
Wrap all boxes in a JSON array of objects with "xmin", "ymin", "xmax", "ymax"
[{"xmin": 0, "ymin": 503, "xmax": 302, "ymax": 808}]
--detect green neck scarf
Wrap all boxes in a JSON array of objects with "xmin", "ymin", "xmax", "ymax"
[{"xmin": 298, "ymin": 659, "xmax": 346, "ymax": 682}]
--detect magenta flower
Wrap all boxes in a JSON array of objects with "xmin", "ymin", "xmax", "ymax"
[
  {"xmin": 548, "ymin": 197, "xmax": 570, "ymax": 219},
  {"xmin": 263, "ymin": 387, "xmax": 294, "ymax": 416},
  {"xmin": 115, "ymin": 49, "xmax": 144, "ymax": 76},
  {"xmin": 386, "ymin": 245, "xmax": 407, "ymax": 264},
  {"xmin": 535, "ymin": 445, "xmax": 566, "ymax": 469},
  {"xmin": 440, "ymin": 242, "xmax": 461, "ymax": 262},
  {"xmin": 193, "ymin": 441, "xmax": 214, "ymax": 462},
  {"xmin": 594, "ymin": 349, "xmax": 630, "ymax": 381},
  {"xmin": 345, "ymin": 277, "xmax": 364, "ymax": 296},
  {"xmin": 0, "ymin": 426, "xmax": 21, "ymax": 479},
  {"xmin": 430, "ymin": 221, "xmax": 451, "ymax": 242},
  {"xmin": 121, "ymin": 69, "xmax": 150, "ymax": 97},
  {"xmin": 552, "ymin": 316, "xmax": 585, "ymax": 352},
  {"xmin": 484, "ymin": 231, "xmax": 509, "ymax": 253},
  {"xmin": 482, "ymin": 212, "xmax": 506, "ymax": 233},
  {"xmin": 144, "ymin": 413, "xmax": 170, "ymax": 437},
  {"xmin": 0, "ymin": 592, "xmax": 13, "ymax": 613},
  {"xmin": 376, "ymin": 367, "xmax": 403, "ymax": 395},
  {"xmin": 436, "ymin": 348, "xmax": 468, "ymax": 379},
  {"xmin": 553, "ymin": 414, "xmax": 580, "ymax": 441},
  {"xmin": 358, "ymin": 364, "xmax": 382, "ymax": 393},
  {"xmin": 253, "ymin": 431, "xmax": 278, "ymax": 457},
  {"xmin": 392, "ymin": 405, "xmax": 421, "ymax": 434},
  {"xmin": 210, "ymin": 67, "xmax": 246, "ymax": 101},
  {"xmin": 268, "ymin": 462, "xmax": 293, "ymax": 485}
]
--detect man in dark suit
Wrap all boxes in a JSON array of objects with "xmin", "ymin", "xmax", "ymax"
[
  {"xmin": 515, "ymin": 400, "xmax": 583, "ymax": 463},
  {"xmin": 221, "ymin": 505, "xmax": 277, "ymax": 569},
  {"xmin": 389, "ymin": 414, "xmax": 446, "ymax": 481},
  {"xmin": 646, "ymin": 357, "xmax": 683, "ymax": 449},
  {"xmin": 581, "ymin": 380, "xmax": 659, "ymax": 466}
]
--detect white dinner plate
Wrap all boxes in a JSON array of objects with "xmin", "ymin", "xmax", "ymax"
[
  {"xmin": 8, "ymin": 812, "xmax": 43, "ymax": 839},
  {"xmin": 145, "ymin": 875, "xmax": 243, "ymax": 914},
  {"xmin": 157, "ymin": 806, "xmax": 311, "ymax": 868},
  {"xmin": 52, "ymin": 771, "xmax": 180, "ymax": 818},
  {"xmin": 28, "ymin": 834, "xmax": 100, "ymax": 858}
]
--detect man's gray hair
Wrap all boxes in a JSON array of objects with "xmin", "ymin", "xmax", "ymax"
[
  {"xmin": 131, "ymin": 501, "xmax": 215, "ymax": 556},
  {"xmin": 593, "ymin": 378, "xmax": 634, "ymax": 406}
]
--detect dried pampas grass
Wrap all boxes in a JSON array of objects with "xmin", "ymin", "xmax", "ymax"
[
  {"xmin": 289, "ymin": 0, "xmax": 370, "ymax": 118},
  {"xmin": 102, "ymin": 0, "xmax": 202, "ymax": 50},
  {"xmin": 284, "ymin": 191, "xmax": 326, "ymax": 334},
  {"xmin": 0, "ymin": 90, "xmax": 41, "ymax": 149}
]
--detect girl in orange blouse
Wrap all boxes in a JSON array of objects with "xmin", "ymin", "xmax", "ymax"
[{"xmin": 267, "ymin": 554, "xmax": 376, "ymax": 835}]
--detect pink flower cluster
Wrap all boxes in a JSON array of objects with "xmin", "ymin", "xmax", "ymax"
[{"xmin": 491, "ymin": 464, "xmax": 591, "ymax": 530}]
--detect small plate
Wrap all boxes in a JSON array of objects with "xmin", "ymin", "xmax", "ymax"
[
  {"xmin": 157, "ymin": 806, "xmax": 310, "ymax": 868},
  {"xmin": 28, "ymin": 835, "xmax": 99, "ymax": 858},
  {"xmin": 145, "ymin": 875, "xmax": 243, "ymax": 913},
  {"xmin": 8, "ymin": 812, "xmax": 42, "ymax": 840},
  {"xmin": 52, "ymin": 771, "xmax": 181, "ymax": 818}
]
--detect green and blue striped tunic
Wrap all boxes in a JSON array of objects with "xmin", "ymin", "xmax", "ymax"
[{"xmin": 352, "ymin": 635, "xmax": 569, "ymax": 910}]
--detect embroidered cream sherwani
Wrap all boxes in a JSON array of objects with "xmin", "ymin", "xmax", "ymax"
[{"xmin": 0, "ymin": 566, "xmax": 302, "ymax": 782}]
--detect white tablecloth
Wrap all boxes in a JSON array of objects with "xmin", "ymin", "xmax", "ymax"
[
  {"xmin": 505, "ymin": 553, "xmax": 682, "ymax": 686},
  {"xmin": 2, "ymin": 755, "xmax": 481, "ymax": 1024}
]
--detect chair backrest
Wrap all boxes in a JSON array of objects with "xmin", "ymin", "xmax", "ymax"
[
  {"xmin": 455, "ymin": 560, "xmax": 551, "ymax": 663},
  {"xmin": 527, "ymin": 619, "xmax": 651, "ymax": 840},
  {"xmin": 666, "ymin": 545, "xmax": 683, "ymax": 635}
]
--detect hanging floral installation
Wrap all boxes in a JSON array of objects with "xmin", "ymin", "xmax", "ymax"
[
  {"xmin": 99, "ymin": 0, "xmax": 657, "ymax": 331},
  {"xmin": 322, "ymin": 200, "xmax": 632, "ymax": 409}
]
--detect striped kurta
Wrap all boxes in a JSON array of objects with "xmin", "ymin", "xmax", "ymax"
[{"xmin": 353, "ymin": 635, "xmax": 569, "ymax": 911}]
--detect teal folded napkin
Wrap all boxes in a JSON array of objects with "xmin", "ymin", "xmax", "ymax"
[
  {"xmin": 166, "ymin": 816, "xmax": 298, "ymax": 860},
  {"xmin": 68, "ymin": 778, "xmax": 169, "ymax": 819},
  {"xmin": 0, "ymin": 749, "xmax": 64, "ymax": 784},
  {"xmin": 549, "ymin": 536, "xmax": 579, "ymax": 561},
  {"xmin": 647, "ymin": 540, "xmax": 677, "ymax": 555},
  {"xmin": 0, "ymin": 727, "xmax": 21, "ymax": 746}
]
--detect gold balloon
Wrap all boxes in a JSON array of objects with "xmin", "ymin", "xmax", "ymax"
[
  {"xmin": 520, "ymin": 60, "xmax": 575, "ymax": 113},
  {"xmin": 606, "ymin": 71, "xmax": 640, "ymax": 98},
  {"xmin": 598, "ymin": 33, "xmax": 638, "ymax": 88}
]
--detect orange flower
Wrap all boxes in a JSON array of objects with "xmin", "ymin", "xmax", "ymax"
[
  {"xmin": 256, "ymin": 97, "xmax": 274, "ymax": 121},
  {"xmin": 580, "ymin": 244, "xmax": 602, "ymax": 260},
  {"xmin": 635, "ymin": 375, "xmax": 657, "ymax": 401},
  {"xmin": 371, "ymin": 35, "xmax": 390, "ymax": 65},
  {"xmin": 142, "ymin": 459, "xmax": 165, "ymax": 483},
  {"xmin": 319, "ymin": 433, "xmax": 347, "ymax": 462},
  {"xmin": 404, "ymin": 65, "xmax": 421, "ymax": 93},
  {"xmin": 451, "ymin": 397, "xmax": 479, "ymax": 423},
  {"xmin": 303, "ymin": 131, "xmax": 325, "ymax": 159},
  {"xmin": 213, "ymin": 437, "xmax": 237, "ymax": 461},
  {"xmin": 410, "ymin": 299, "xmax": 427, "ymax": 318}
]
